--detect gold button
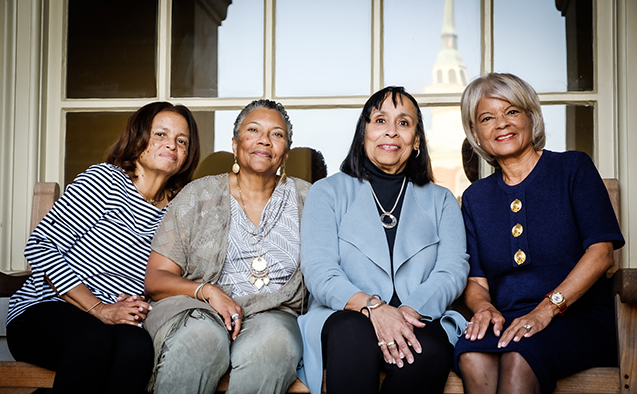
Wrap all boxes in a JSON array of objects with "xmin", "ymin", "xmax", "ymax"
[
  {"xmin": 510, "ymin": 199, "xmax": 522, "ymax": 213},
  {"xmin": 512, "ymin": 224, "xmax": 523, "ymax": 237},
  {"xmin": 514, "ymin": 249, "xmax": 526, "ymax": 265}
]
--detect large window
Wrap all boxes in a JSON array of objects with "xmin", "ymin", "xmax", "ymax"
[{"xmin": 56, "ymin": 0, "xmax": 594, "ymax": 199}]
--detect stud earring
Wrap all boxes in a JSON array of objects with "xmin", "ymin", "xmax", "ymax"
[{"xmin": 232, "ymin": 156, "xmax": 240, "ymax": 174}]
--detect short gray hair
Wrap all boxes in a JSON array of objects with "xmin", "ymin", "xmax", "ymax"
[
  {"xmin": 233, "ymin": 99, "xmax": 293, "ymax": 149},
  {"xmin": 461, "ymin": 73, "xmax": 545, "ymax": 167}
]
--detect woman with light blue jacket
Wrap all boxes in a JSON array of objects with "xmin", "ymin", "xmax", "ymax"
[{"xmin": 297, "ymin": 86, "xmax": 469, "ymax": 394}]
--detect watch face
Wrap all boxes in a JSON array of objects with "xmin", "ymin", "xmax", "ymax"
[{"xmin": 551, "ymin": 293, "xmax": 564, "ymax": 303}]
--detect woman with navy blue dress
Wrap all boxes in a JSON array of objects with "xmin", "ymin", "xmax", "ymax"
[{"xmin": 453, "ymin": 73, "xmax": 624, "ymax": 394}]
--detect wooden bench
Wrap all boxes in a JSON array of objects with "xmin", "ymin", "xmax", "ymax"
[{"xmin": 1, "ymin": 180, "xmax": 635, "ymax": 393}]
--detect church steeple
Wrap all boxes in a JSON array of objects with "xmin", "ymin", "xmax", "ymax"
[{"xmin": 429, "ymin": 0, "xmax": 467, "ymax": 89}]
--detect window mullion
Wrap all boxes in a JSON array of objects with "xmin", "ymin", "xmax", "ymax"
[
  {"xmin": 371, "ymin": 0, "xmax": 383, "ymax": 93},
  {"xmin": 264, "ymin": 0, "xmax": 274, "ymax": 98},
  {"xmin": 157, "ymin": 0, "xmax": 170, "ymax": 100},
  {"xmin": 481, "ymin": 0, "xmax": 494, "ymax": 75},
  {"xmin": 479, "ymin": 0, "xmax": 494, "ymax": 178}
]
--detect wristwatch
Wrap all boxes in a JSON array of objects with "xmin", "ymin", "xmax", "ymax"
[{"xmin": 546, "ymin": 291, "xmax": 567, "ymax": 315}]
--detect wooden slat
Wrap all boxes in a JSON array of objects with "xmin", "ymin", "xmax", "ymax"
[
  {"xmin": 0, "ymin": 389, "xmax": 38, "ymax": 394},
  {"xmin": 215, "ymin": 371, "xmax": 465, "ymax": 393},
  {"xmin": 554, "ymin": 368, "xmax": 620, "ymax": 394},
  {"xmin": 29, "ymin": 182, "xmax": 60, "ymax": 234},
  {"xmin": 0, "ymin": 362, "xmax": 54, "ymax": 388},
  {"xmin": 616, "ymin": 298, "xmax": 637, "ymax": 394}
]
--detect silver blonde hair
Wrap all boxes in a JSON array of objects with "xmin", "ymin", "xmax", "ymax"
[{"xmin": 460, "ymin": 73, "xmax": 546, "ymax": 167}]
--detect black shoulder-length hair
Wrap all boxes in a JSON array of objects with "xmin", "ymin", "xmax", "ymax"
[
  {"xmin": 340, "ymin": 86, "xmax": 434, "ymax": 186},
  {"xmin": 105, "ymin": 101, "xmax": 201, "ymax": 200}
]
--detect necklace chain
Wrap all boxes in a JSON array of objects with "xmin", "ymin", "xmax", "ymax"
[
  {"xmin": 132, "ymin": 180, "xmax": 164, "ymax": 206},
  {"xmin": 236, "ymin": 174, "xmax": 278, "ymax": 289},
  {"xmin": 368, "ymin": 177, "xmax": 406, "ymax": 229}
]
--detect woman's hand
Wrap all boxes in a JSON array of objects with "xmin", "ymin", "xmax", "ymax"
[
  {"xmin": 91, "ymin": 296, "xmax": 152, "ymax": 326},
  {"xmin": 464, "ymin": 305, "xmax": 505, "ymax": 341},
  {"xmin": 201, "ymin": 283, "xmax": 244, "ymax": 340},
  {"xmin": 497, "ymin": 299, "xmax": 557, "ymax": 348},
  {"xmin": 371, "ymin": 304, "xmax": 423, "ymax": 368},
  {"xmin": 399, "ymin": 305, "xmax": 426, "ymax": 328}
]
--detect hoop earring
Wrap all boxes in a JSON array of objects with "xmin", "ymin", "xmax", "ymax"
[
  {"xmin": 280, "ymin": 164, "xmax": 287, "ymax": 183},
  {"xmin": 414, "ymin": 148, "xmax": 420, "ymax": 158},
  {"xmin": 232, "ymin": 156, "xmax": 240, "ymax": 174}
]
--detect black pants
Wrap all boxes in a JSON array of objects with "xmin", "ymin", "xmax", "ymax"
[
  {"xmin": 321, "ymin": 310, "xmax": 453, "ymax": 394},
  {"xmin": 7, "ymin": 301, "xmax": 154, "ymax": 394}
]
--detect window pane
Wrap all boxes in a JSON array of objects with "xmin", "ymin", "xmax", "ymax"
[
  {"xmin": 65, "ymin": 112, "xmax": 133, "ymax": 186},
  {"xmin": 543, "ymin": 104, "xmax": 594, "ymax": 157},
  {"xmin": 66, "ymin": 0, "xmax": 157, "ymax": 99},
  {"xmin": 276, "ymin": 0, "xmax": 371, "ymax": 97},
  {"xmin": 384, "ymin": 0, "xmax": 480, "ymax": 95},
  {"xmin": 219, "ymin": 0, "xmax": 264, "ymax": 97},
  {"xmin": 286, "ymin": 109, "xmax": 360, "ymax": 175},
  {"xmin": 494, "ymin": 0, "xmax": 592, "ymax": 92},
  {"xmin": 172, "ymin": 0, "xmax": 263, "ymax": 98},
  {"xmin": 192, "ymin": 111, "xmax": 216, "ymax": 163},
  {"xmin": 422, "ymin": 106, "xmax": 470, "ymax": 199}
]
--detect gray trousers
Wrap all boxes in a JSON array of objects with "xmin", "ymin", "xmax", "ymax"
[{"xmin": 153, "ymin": 309, "xmax": 302, "ymax": 394}]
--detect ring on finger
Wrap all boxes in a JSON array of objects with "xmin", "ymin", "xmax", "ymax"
[
  {"xmin": 522, "ymin": 324, "xmax": 532, "ymax": 332},
  {"xmin": 386, "ymin": 341, "xmax": 396, "ymax": 347},
  {"xmin": 231, "ymin": 313, "xmax": 241, "ymax": 321},
  {"xmin": 466, "ymin": 321, "xmax": 474, "ymax": 325},
  {"xmin": 377, "ymin": 341, "xmax": 386, "ymax": 347}
]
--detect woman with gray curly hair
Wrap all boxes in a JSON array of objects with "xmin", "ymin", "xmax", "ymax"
[
  {"xmin": 144, "ymin": 99, "xmax": 311, "ymax": 394},
  {"xmin": 453, "ymin": 73, "xmax": 624, "ymax": 394}
]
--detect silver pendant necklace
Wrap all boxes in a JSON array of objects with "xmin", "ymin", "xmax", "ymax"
[
  {"xmin": 368, "ymin": 177, "xmax": 406, "ymax": 229},
  {"xmin": 237, "ymin": 175, "xmax": 276, "ymax": 290}
]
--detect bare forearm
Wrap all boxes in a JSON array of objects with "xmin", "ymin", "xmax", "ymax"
[
  {"xmin": 145, "ymin": 269, "xmax": 202, "ymax": 301},
  {"xmin": 547, "ymin": 241, "xmax": 614, "ymax": 310},
  {"xmin": 463, "ymin": 278, "xmax": 495, "ymax": 313},
  {"xmin": 59, "ymin": 282, "xmax": 103, "ymax": 313}
]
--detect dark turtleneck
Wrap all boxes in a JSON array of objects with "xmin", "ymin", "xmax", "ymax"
[{"xmin": 363, "ymin": 157, "xmax": 407, "ymax": 307}]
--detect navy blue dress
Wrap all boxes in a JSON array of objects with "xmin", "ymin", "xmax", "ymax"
[{"xmin": 453, "ymin": 150, "xmax": 624, "ymax": 393}]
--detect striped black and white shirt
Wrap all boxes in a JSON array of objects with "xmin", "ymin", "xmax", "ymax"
[{"xmin": 7, "ymin": 163, "xmax": 167, "ymax": 324}]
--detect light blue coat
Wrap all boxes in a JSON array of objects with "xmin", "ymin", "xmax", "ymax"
[{"xmin": 296, "ymin": 173, "xmax": 469, "ymax": 393}]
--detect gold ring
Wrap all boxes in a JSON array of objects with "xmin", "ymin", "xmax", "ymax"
[
  {"xmin": 386, "ymin": 341, "xmax": 396, "ymax": 347},
  {"xmin": 377, "ymin": 341, "xmax": 386, "ymax": 347}
]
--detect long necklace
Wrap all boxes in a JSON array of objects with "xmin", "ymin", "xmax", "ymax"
[
  {"xmin": 236, "ymin": 175, "xmax": 276, "ymax": 290},
  {"xmin": 132, "ymin": 180, "xmax": 164, "ymax": 206},
  {"xmin": 368, "ymin": 177, "xmax": 406, "ymax": 229}
]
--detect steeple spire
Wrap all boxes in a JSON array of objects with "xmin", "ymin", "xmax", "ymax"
[
  {"xmin": 441, "ymin": 0, "xmax": 457, "ymax": 45},
  {"xmin": 429, "ymin": 0, "xmax": 467, "ymax": 88}
]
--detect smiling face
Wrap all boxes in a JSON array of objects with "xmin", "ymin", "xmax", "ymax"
[
  {"xmin": 364, "ymin": 95, "xmax": 420, "ymax": 174},
  {"xmin": 137, "ymin": 110, "xmax": 190, "ymax": 177},
  {"xmin": 232, "ymin": 107, "xmax": 289, "ymax": 176},
  {"xmin": 473, "ymin": 97, "xmax": 535, "ymax": 162}
]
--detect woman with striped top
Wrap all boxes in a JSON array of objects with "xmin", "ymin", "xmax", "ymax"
[
  {"xmin": 6, "ymin": 101, "xmax": 201, "ymax": 394},
  {"xmin": 143, "ymin": 99, "xmax": 311, "ymax": 394}
]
